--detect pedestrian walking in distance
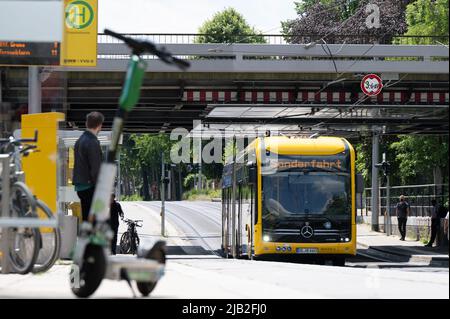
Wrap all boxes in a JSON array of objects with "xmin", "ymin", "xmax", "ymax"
[
  {"xmin": 109, "ymin": 193, "xmax": 124, "ymax": 255},
  {"xmin": 396, "ymin": 195, "xmax": 410, "ymax": 241},
  {"xmin": 73, "ymin": 111, "xmax": 104, "ymax": 222}
]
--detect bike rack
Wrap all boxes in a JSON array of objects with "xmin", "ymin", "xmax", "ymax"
[{"xmin": 0, "ymin": 154, "xmax": 59, "ymax": 274}]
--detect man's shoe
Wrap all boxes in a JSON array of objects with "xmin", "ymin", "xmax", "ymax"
[{"xmin": 424, "ymin": 244, "xmax": 432, "ymax": 247}]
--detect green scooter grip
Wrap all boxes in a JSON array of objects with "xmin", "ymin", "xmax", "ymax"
[{"xmin": 119, "ymin": 55, "xmax": 147, "ymax": 112}]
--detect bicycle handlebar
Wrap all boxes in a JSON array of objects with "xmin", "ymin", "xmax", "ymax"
[
  {"xmin": 0, "ymin": 130, "xmax": 38, "ymax": 146},
  {"xmin": 0, "ymin": 130, "xmax": 38, "ymax": 154},
  {"xmin": 104, "ymin": 29, "xmax": 190, "ymax": 71},
  {"xmin": 123, "ymin": 218, "xmax": 143, "ymax": 225}
]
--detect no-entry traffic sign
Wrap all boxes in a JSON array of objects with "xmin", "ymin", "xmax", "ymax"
[{"xmin": 361, "ymin": 74, "xmax": 383, "ymax": 96}]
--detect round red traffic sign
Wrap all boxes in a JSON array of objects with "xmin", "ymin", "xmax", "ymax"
[{"xmin": 361, "ymin": 74, "xmax": 383, "ymax": 96}]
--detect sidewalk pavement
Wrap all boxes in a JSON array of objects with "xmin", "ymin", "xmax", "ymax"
[{"xmin": 357, "ymin": 223, "xmax": 449, "ymax": 266}]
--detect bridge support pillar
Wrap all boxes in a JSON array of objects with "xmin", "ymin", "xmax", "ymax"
[{"xmin": 28, "ymin": 66, "xmax": 41, "ymax": 114}]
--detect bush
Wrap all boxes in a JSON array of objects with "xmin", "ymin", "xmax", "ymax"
[
  {"xmin": 183, "ymin": 173, "xmax": 207, "ymax": 189},
  {"xmin": 183, "ymin": 189, "xmax": 221, "ymax": 201},
  {"xmin": 120, "ymin": 194, "xmax": 143, "ymax": 201}
]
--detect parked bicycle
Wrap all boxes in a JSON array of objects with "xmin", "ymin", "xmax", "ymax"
[
  {"xmin": 0, "ymin": 132, "xmax": 61, "ymax": 274},
  {"xmin": 119, "ymin": 218, "xmax": 142, "ymax": 255}
]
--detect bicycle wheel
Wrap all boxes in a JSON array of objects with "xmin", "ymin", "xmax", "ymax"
[
  {"xmin": 33, "ymin": 199, "xmax": 61, "ymax": 273},
  {"xmin": 8, "ymin": 182, "xmax": 40, "ymax": 274},
  {"xmin": 131, "ymin": 234, "xmax": 140, "ymax": 255},
  {"xmin": 119, "ymin": 232, "xmax": 131, "ymax": 254}
]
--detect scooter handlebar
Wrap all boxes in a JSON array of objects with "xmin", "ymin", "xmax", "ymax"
[{"xmin": 104, "ymin": 29, "xmax": 190, "ymax": 70}]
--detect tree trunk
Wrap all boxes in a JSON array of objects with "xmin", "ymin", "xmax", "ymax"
[{"xmin": 142, "ymin": 165, "xmax": 150, "ymax": 201}]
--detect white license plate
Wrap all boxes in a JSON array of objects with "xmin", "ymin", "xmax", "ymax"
[{"xmin": 296, "ymin": 248, "xmax": 318, "ymax": 254}]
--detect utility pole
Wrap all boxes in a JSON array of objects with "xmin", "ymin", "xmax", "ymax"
[
  {"xmin": 160, "ymin": 153, "xmax": 166, "ymax": 237},
  {"xmin": 198, "ymin": 137, "xmax": 202, "ymax": 190},
  {"xmin": 167, "ymin": 164, "xmax": 171, "ymax": 201},
  {"xmin": 371, "ymin": 132, "xmax": 380, "ymax": 231},
  {"xmin": 231, "ymin": 136, "xmax": 237, "ymax": 257},
  {"xmin": 386, "ymin": 170, "xmax": 391, "ymax": 236},
  {"xmin": 376, "ymin": 153, "xmax": 391, "ymax": 236},
  {"xmin": 178, "ymin": 164, "xmax": 182, "ymax": 201}
]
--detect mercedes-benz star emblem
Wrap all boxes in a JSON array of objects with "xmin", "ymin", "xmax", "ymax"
[{"xmin": 300, "ymin": 225, "xmax": 314, "ymax": 238}]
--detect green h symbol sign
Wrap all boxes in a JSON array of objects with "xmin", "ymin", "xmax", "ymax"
[
  {"xmin": 73, "ymin": 6, "xmax": 86, "ymax": 23},
  {"xmin": 65, "ymin": 1, "xmax": 94, "ymax": 30}
]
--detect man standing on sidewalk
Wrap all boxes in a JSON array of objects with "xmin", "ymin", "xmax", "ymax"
[
  {"xmin": 425, "ymin": 199, "xmax": 440, "ymax": 247},
  {"xmin": 396, "ymin": 195, "xmax": 410, "ymax": 241},
  {"xmin": 73, "ymin": 111, "xmax": 104, "ymax": 222}
]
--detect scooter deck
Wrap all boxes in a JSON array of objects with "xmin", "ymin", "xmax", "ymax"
[{"xmin": 105, "ymin": 255, "xmax": 164, "ymax": 282}]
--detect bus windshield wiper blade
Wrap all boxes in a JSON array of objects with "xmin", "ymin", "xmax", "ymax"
[{"xmin": 282, "ymin": 167, "xmax": 349, "ymax": 174}]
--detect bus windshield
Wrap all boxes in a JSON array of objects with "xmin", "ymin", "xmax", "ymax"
[{"xmin": 262, "ymin": 171, "xmax": 351, "ymax": 218}]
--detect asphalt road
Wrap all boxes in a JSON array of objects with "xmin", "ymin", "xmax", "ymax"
[
  {"xmin": 137, "ymin": 201, "xmax": 449, "ymax": 272},
  {"xmin": 0, "ymin": 201, "xmax": 448, "ymax": 298}
]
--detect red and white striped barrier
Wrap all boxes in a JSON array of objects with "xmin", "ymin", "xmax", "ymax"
[{"xmin": 183, "ymin": 90, "xmax": 449, "ymax": 105}]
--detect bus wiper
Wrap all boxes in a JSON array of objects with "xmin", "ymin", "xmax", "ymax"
[
  {"xmin": 280, "ymin": 167, "xmax": 348, "ymax": 174},
  {"xmin": 301, "ymin": 168, "xmax": 347, "ymax": 173}
]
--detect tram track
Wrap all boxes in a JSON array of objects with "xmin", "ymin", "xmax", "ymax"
[
  {"xmin": 144, "ymin": 202, "xmax": 221, "ymax": 257},
  {"xmin": 168, "ymin": 202, "xmax": 222, "ymax": 228}
]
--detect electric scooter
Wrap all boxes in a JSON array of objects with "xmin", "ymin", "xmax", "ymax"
[{"xmin": 70, "ymin": 30, "xmax": 190, "ymax": 298}]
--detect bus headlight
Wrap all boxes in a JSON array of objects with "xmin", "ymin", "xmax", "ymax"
[{"xmin": 263, "ymin": 235, "xmax": 271, "ymax": 242}]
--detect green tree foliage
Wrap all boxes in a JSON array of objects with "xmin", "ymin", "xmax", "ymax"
[
  {"xmin": 120, "ymin": 134, "xmax": 143, "ymax": 196},
  {"xmin": 195, "ymin": 7, "xmax": 266, "ymax": 43},
  {"xmin": 390, "ymin": 136, "xmax": 449, "ymax": 184},
  {"xmin": 133, "ymin": 133, "xmax": 172, "ymax": 167},
  {"xmin": 119, "ymin": 133, "xmax": 174, "ymax": 200},
  {"xmin": 282, "ymin": 0, "xmax": 409, "ymax": 43},
  {"xmin": 355, "ymin": 139, "xmax": 372, "ymax": 184},
  {"xmin": 404, "ymin": 0, "xmax": 449, "ymax": 44}
]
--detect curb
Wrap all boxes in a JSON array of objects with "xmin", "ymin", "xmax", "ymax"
[{"xmin": 357, "ymin": 241, "xmax": 449, "ymax": 267}]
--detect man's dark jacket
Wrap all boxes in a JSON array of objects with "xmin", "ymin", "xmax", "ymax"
[{"xmin": 73, "ymin": 131, "xmax": 103, "ymax": 186}]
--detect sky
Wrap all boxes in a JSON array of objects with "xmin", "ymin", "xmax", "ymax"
[{"xmin": 98, "ymin": 0, "xmax": 299, "ymax": 34}]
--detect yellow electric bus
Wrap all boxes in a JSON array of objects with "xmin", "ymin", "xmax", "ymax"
[{"xmin": 221, "ymin": 136, "xmax": 363, "ymax": 266}]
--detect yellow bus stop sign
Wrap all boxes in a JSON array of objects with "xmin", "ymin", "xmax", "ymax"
[{"xmin": 61, "ymin": 0, "xmax": 97, "ymax": 67}]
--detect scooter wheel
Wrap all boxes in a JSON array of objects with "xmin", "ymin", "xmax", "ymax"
[
  {"xmin": 71, "ymin": 244, "xmax": 106, "ymax": 298},
  {"xmin": 137, "ymin": 241, "xmax": 166, "ymax": 297}
]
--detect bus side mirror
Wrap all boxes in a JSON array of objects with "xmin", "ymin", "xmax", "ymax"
[
  {"xmin": 356, "ymin": 174, "xmax": 364, "ymax": 194},
  {"xmin": 249, "ymin": 166, "xmax": 257, "ymax": 185}
]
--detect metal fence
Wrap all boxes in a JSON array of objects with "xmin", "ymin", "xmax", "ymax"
[
  {"xmin": 364, "ymin": 184, "xmax": 449, "ymax": 217},
  {"xmin": 97, "ymin": 33, "xmax": 449, "ymax": 45}
]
